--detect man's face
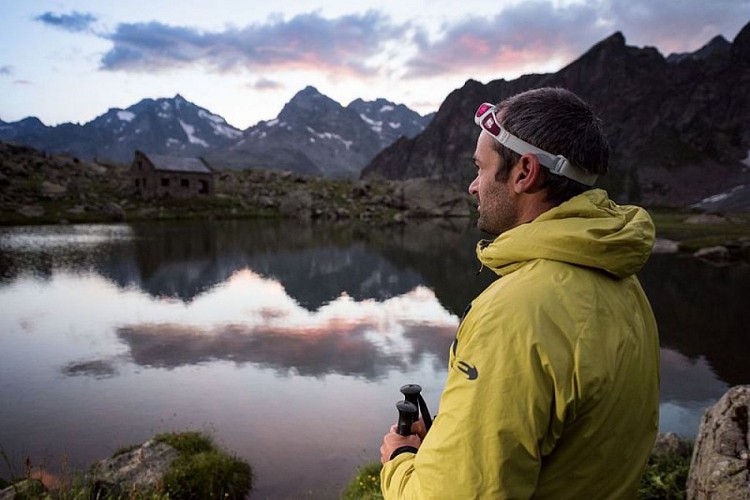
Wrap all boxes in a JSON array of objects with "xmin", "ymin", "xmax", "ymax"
[{"xmin": 468, "ymin": 132, "xmax": 519, "ymax": 236}]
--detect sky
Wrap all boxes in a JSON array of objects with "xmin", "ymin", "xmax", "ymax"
[{"xmin": 0, "ymin": 0, "xmax": 748, "ymax": 130}]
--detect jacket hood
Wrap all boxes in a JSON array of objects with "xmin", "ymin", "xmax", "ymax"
[{"xmin": 477, "ymin": 189, "xmax": 655, "ymax": 279}]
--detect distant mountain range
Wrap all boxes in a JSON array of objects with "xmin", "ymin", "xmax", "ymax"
[
  {"xmin": 205, "ymin": 86, "xmax": 433, "ymax": 177},
  {"xmin": 363, "ymin": 21, "xmax": 750, "ymax": 210},
  {"xmin": 3, "ymin": 21, "xmax": 750, "ymax": 208},
  {"xmin": 0, "ymin": 87, "xmax": 433, "ymax": 178},
  {"xmin": 0, "ymin": 95, "xmax": 243, "ymax": 164}
]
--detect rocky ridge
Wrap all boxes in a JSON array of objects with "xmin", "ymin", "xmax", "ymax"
[
  {"xmin": 0, "ymin": 87, "xmax": 432, "ymax": 179},
  {"xmin": 0, "ymin": 140, "xmax": 470, "ymax": 226},
  {"xmin": 206, "ymin": 86, "xmax": 432, "ymax": 177},
  {"xmin": 0, "ymin": 95, "xmax": 242, "ymax": 165},
  {"xmin": 363, "ymin": 22, "xmax": 750, "ymax": 210}
]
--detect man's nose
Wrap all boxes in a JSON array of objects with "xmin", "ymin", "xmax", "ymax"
[{"xmin": 468, "ymin": 176, "xmax": 479, "ymax": 195}]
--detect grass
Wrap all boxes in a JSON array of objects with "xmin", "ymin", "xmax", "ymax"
[
  {"xmin": 341, "ymin": 462, "xmax": 383, "ymax": 500},
  {"xmin": 1, "ymin": 431, "xmax": 253, "ymax": 500},
  {"xmin": 650, "ymin": 209, "xmax": 750, "ymax": 256},
  {"xmin": 152, "ymin": 432, "xmax": 252, "ymax": 500},
  {"xmin": 343, "ymin": 441, "xmax": 693, "ymax": 499},
  {"xmin": 638, "ymin": 450, "xmax": 692, "ymax": 500}
]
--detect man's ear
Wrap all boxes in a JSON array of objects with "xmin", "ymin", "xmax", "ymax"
[{"xmin": 510, "ymin": 154, "xmax": 545, "ymax": 194}]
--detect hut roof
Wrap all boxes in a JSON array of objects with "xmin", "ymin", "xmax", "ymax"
[{"xmin": 144, "ymin": 153, "xmax": 212, "ymax": 174}]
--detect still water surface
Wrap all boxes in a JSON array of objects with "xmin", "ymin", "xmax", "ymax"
[{"xmin": 0, "ymin": 219, "xmax": 748, "ymax": 498}]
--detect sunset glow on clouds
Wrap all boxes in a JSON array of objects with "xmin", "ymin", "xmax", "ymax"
[{"xmin": 0, "ymin": 0, "xmax": 747, "ymax": 129}]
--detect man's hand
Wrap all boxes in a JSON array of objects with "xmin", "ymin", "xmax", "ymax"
[{"xmin": 380, "ymin": 424, "xmax": 422, "ymax": 464}]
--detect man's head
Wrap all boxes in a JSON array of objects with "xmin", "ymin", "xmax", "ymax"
[{"xmin": 468, "ymin": 87, "xmax": 609, "ymax": 235}]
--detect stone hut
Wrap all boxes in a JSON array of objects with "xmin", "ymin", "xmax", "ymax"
[{"xmin": 131, "ymin": 150, "xmax": 214, "ymax": 199}]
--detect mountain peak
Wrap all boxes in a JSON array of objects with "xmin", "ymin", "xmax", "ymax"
[
  {"xmin": 732, "ymin": 21, "xmax": 750, "ymax": 63},
  {"xmin": 279, "ymin": 86, "xmax": 342, "ymax": 121}
]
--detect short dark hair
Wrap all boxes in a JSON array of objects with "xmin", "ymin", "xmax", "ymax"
[{"xmin": 493, "ymin": 87, "xmax": 609, "ymax": 206}]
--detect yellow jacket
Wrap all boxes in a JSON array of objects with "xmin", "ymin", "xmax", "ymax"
[{"xmin": 381, "ymin": 189, "xmax": 660, "ymax": 499}]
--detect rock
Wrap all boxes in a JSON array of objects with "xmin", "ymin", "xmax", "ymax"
[
  {"xmin": 351, "ymin": 181, "xmax": 371, "ymax": 198},
  {"xmin": 652, "ymin": 432, "xmax": 693, "ymax": 458},
  {"xmin": 687, "ymin": 385, "xmax": 750, "ymax": 500},
  {"xmin": 693, "ymin": 245, "xmax": 733, "ymax": 264},
  {"xmin": 88, "ymin": 440, "xmax": 179, "ymax": 497},
  {"xmin": 0, "ymin": 479, "xmax": 47, "ymax": 500},
  {"xmin": 400, "ymin": 178, "xmax": 471, "ymax": 217},
  {"xmin": 256, "ymin": 195, "xmax": 276, "ymax": 209},
  {"xmin": 67, "ymin": 205, "xmax": 86, "ymax": 215},
  {"xmin": 684, "ymin": 213, "xmax": 729, "ymax": 224},
  {"xmin": 40, "ymin": 181, "xmax": 67, "ymax": 197},
  {"xmin": 16, "ymin": 205, "xmax": 44, "ymax": 218},
  {"xmin": 103, "ymin": 202, "xmax": 125, "ymax": 222},
  {"xmin": 279, "ymin": 189, "xmax": 312, "ymax": 219},
  {"xmin": 652, "ymin": 238, "xmax": 680, "ymax": 253}
]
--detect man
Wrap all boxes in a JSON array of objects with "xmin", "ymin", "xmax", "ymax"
[{"xmin": 379, "ymin": 87, "xmax": 660, "ymax": 498}]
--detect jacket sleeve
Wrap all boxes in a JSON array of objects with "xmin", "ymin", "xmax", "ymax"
[{"xmin": 381, "ymin": 303, "xmax": 560, "ymax": 499}]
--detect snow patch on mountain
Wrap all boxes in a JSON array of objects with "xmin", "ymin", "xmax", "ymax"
[
  {"xmin": 117, "ymin": 111, "xmax": 135, "ymax": 122},
  {"xmin": 179, "ymin": 120, "xmax": 209, "ymax": 147},
  {"xmin": 306, "ymin": 126, "xmax": 353, "ymax": 149},
  {"xmin": 359, "ymin": 113, "xmax": 383, "ymax": 133}
]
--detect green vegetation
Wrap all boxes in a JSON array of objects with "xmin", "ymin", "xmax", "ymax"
[
  {"xmin": 650, "ymin": 209, "xmax": 750, "ymax": 252},
  {"xmin": 638, "ymin": 449, "xmax": 692, "ymax": 500},
  {"xmin": 342, "ymin": 441, "xmax": 694, "ymax": 500},
  {"xmin": 0, "ymin": 432, "xmax": 252, "ymax": 500},
  {"xmin": 341, "ymin": 462, "xmax": 383, "ymax": 500},
  {"xmin": 154, "ymin": 432, "xmax": 252, "ymax": 500}
]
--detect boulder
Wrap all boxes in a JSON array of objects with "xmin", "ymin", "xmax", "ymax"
[
  {"xmin": 684, "ymin": 213, "xmax": 729, "ymax": 224},
  {"xmin": 653, "ymin": 238, "xmax": 680, "ymax": 254},
  {"xmin": 398, "ymin": 178, "xmax": 472, "ymax": 217},
  {"xmin": 687, "ymin": 385, "xmax": 750, "ymax": 500},
  {"xmin": 40, "ymin": 181, "xmax": 67, "ymax": 197},
  {"xmin": 16, "ymin": 205, "xmax": 44, "ymax": 218},
  {"xmin": 102, "ymin": 202, "xmax": 125, "ymax": 222},
  {"xmin": 652, "ymin": 432, "xmax": 693, "ymax": 458},
  {"xmin": 279, "ymin": 189, "xmax": 313, "ymax": 219},
  {"xmin": 693, "ymin": 245, "xmax": 733, "ymax": 264},
  {"xmin": 0, "ymin": 479, "xmax": 46, "ymax": 500},
  {"xmin": 88, "ymin": 439, "xmax": 179, "ymax": 497}
]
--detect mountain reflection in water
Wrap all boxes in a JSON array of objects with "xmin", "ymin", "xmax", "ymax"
[{"xmin": 0, "ymin": 219, "xmax": 747, "ymax": 498}]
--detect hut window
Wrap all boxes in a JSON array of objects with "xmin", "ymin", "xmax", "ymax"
[
  {"xmin": 198, "ymin": 179, "xmax": 209, "ymax": 194},
  {"xmin": 161, "ymin": 177, "xmax": 170, "ymax": 187},
  {"xmin": 181, "ymin": 179, "xmax": 189, "ymax": 188}
]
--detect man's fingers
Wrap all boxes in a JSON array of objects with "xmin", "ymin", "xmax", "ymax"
[{"xmin": 411, "ymin": 419, "xmax": 427, "ymax": 439}]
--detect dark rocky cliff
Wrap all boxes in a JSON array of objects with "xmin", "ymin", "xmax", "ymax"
[{"xmin": 363, "ymin": 23, "xmax": 750, "ymax": 207}]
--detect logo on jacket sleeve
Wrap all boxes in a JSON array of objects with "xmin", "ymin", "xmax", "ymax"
[{"xmin": 457, "ymin": 360, "xmax": 478, "ymax": 380}]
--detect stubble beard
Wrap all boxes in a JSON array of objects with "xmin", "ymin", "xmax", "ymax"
[{"xmin": 475, "ymin": 189, "xmax": 517, "ymax": 237}]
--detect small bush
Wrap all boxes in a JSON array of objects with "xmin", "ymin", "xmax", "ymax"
[
  {"xmin": 341, "ymin": 461, "xmax": 383, "ymax": 500},
  {"xmin": 638, "ymin": 451, "xmax": 691, "ymax": 499},
  {"xmin": 154, "ymin": 431, "xmax": 214, "ymax": 456},
  {"xmin": 156, "ymin": 432, "xmax": 253, "ymax": 500}
]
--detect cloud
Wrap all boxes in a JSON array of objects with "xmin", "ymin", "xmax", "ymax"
[
  {"xmin": 403, "ymin": 0, "xmax": 748, "ymax": 78},
  {"xmin": 0, "ymin": 65, "xmax": 12, "ymax": 76},
  {"xmin": 250, "ymin": 77, "xmax": 284, "ymax": 91},
  {"xmin": 100, "ymin": 11, "xmax": 405, "ymax": 77},
  {"xmin": 403, "ymin": 2, "xmax": 605, "ymax": 78},
  {"xmin": 13, "ymin": 80, "xmax": 32, "ymax": 85},
  {"xmin": 605, "ymin": 0, "xmax": 749, "ymax": 53},
  {"xmin": 116, "ymin": 320, "xmax": 407, "ymax": 379},
  {"xmin": 34, "ymin": 11, "xmax": 97, "ymax": 33}
]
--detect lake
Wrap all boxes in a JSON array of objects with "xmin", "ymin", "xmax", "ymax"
[{"xmin": 1, "ymin": 219, "xmax": 748, "ymax": 499}]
